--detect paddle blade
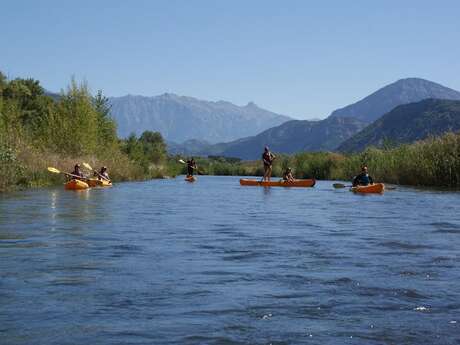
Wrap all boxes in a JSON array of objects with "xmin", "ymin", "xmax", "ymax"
[
  {"xmin": 82, "ymin": 162, "xmax": 93, "ymax": 171},
  {"xmin": 47, "ymin": 167, "xmax": 61, "ymax": 174},
  {"xmin": 332, "ymin": 183, "xmax": 346, "ymax": 189},
  {"xmin": 179, "ymin": 159, "xmax": 186, "ymax": 164}
]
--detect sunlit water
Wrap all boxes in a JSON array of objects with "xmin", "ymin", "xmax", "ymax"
[{"xmin": 1, "ymin": 176, "xmax": 460, "ymax": 345}]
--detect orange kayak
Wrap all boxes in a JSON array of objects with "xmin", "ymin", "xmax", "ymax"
[
  {"xmin": 239, "ymin": 179, "xmax": 316, "ymax": 187},
  {"xmin": 65, "ymin": 179, "xmax": 89, "ymax": 190},
  {"xmin": 351, "ymin": 183, "xmax": 385, "ymax": 193},
  {"xmin": 185, "ymin": 176, "xmax": 196, "ymax": 182}
]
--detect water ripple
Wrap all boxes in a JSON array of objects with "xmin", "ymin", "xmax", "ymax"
[{"xmin": 1, "ymin": 177, "xmax": 460, "ymax": 344}]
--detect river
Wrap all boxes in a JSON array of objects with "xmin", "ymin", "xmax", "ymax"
[{"xmin": 1, "ymin": 176, "xmax": 460, "ymax": 344}]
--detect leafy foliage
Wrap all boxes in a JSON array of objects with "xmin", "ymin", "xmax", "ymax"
[
  {"xmin": 0, "ymin": 146, "xmax": 25, "ymax": 191},
  {"xmin": 0, "ymin": 72, "xmax": 171, "ymax": 191},
  {"xmin": 121, "ymin": 131, "xmax": 168, "ymax": 176}
]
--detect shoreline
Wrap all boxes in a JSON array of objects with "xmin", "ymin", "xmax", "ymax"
[{"xmin": 2, "ymin": 175, "xmax": 459, "ymax": 195}]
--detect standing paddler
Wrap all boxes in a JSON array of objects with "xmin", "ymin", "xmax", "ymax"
[
  {"xmin": 262, "ymin": 146, "xmax": 276, "ymax": 181},
  {"xmin": 186, "ymin": 157, "xmax": 197, "ymax": 177}
]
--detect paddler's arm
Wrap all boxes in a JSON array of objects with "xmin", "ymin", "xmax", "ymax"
[{"xmin": 352, "ymin": 175, "xmax": 359, "ymax": 186}]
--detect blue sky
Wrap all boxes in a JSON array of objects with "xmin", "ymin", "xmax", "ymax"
[{"xmin": 2, "ymin": 0, "xmax": 460, "ymax": 119}]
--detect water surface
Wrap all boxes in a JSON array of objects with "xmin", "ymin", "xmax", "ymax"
[{"xmin": 1, "ymin": 176, "xmax": 460, "ymax": 344}]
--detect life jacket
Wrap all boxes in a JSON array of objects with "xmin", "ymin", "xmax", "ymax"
[
  {"xmin": 262, "ymin": 152, "xmax": 273, "ymax": 165},
  {"xmin": 358, "ymin": 173, "xmax": 370, "ymax": 185}
]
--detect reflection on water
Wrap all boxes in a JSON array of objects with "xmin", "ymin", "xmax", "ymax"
[
  {"xmin": 50, "ymin": 191, "xmax": 57, "ymax": 232},
  {"xmin": 1, "ymin": 177, "xmax": 460, "ymax": 345}
]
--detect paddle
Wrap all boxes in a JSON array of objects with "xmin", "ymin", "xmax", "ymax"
[
  {"xmin": 47, "ymin": 167, "xmax": 88, "ymax": 180},
  {"xmin": 332, "ymin": 182, "xmax": 396, "ymax": 190},
  {"xmin": 333, "ymin": 183, "xmax": 351, "ymax": 189},
  {"xmin": 82, "ymin": 162, "xmax": 111, "ymax": 182}
]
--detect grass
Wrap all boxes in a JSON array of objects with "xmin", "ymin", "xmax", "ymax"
[
  {"xmin": 0, "ymin": 142, "xmax": 153, "ymax": 192},
  {"xmin": 2, "ymin": 132, "xmax": 459, "ymax": 192},
  {"xmin": 181, "ymin": 132, "xmax": 460, "ymax": 188}
]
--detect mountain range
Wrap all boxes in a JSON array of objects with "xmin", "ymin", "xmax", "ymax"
[
  {"xmin": 190, "ymin": 116, "xmax": 367, "ymax": 160},
  {"xmin": 106, "ymin": 77, "xmax": 460, "ymax": 159},
  {"xmin": 109, "ymin": 93, "xmax": 291, "ymax": 143},
  {"xmin": 330, "ymin": 78, "xmax": 460, "ymax": 123},
  {"xmin": 169, "ymin": 78, "xmax": 460, "ymax": 159},
  {"xmin": 338, "ymin": 99, "xmax": 460, "ymax": 152}
]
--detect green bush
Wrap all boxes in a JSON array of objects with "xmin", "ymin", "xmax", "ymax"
[
  {"xmin": 0, "ymin": 73, "xmax": 174, "ymax": 191},
  {"xmin": 0, "ymin": 146, "xmax": 24, "ymax": 191}
]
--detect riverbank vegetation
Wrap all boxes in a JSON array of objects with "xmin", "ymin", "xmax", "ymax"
[
  {"xmin": 0, "ymin": 72, "xmax": 173, "ymax": 192},
  {"xmin": 178, "ymin": 132, "xmax": 460, "ymax": 188},
  {"xmin": 2, "ymin": 71, "xmax": 458, "ymax": 191}
]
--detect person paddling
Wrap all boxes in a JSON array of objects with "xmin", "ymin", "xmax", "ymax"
[
  {"xmin": 282, "ymin": 167, "xmax": 294, "ymax": 182},
  {"xmin": 96, "ymin": 166, "xmax": 109, "ymax": 181},
  {"xmin": 186, "ymin": 158, "xmax": 197, "ymax": 177},
  {"xmin": 70, "ymin": 164, "xmax": 85, "ymax": 180},
  {"xmin": 352, "ymin": 165, "xmax": 374, "ymax": 187},
  {"xmin": 262, "ymin": 146, "xmax": 276, "ymax": 181}
]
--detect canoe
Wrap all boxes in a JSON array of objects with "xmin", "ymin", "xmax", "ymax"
[
  {"xmin": 87, "ymin": 178, "xmax": 112, "ymax": 187},
  {"xmin": 239, "ymin": 178, "xmax": 316, "ymax": 187},
  {"xmin": 185, "ymin": 176, "xmax": 196, "ymax": 182},
  {"xmin": 350, "ymin": 183, "xmax": 385, "ymax": 194},
  {"xmin": 65, "ymin": 179, "xmax": 89, "ymax": 190}
]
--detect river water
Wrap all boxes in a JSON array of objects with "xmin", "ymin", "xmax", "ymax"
[{"xmin": 1, "ymin": 176, "xmax": 460, "ymax": 345}]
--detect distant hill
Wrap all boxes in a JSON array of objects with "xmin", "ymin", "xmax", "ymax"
[
  {"xmin": 338, "ymin": 99, "xmax": 460, "ymax": 152},
  {"xmin": 193, "ymin": 116, "xmax": 367, "ymax": 160},
  {"xmin": 108, "ymin": 93, "xmax": 291, "ymax": 143},
  {"xmin": 170, "ymin": 78, "xmax": 460, "ymax": 159},
  {"xmin": 329, "ymin": 78, "xmax": 460, "ymax": 123},
  {"xmin": 45, "ymin": 90, "xmax": 60, "ymax": 101},
  {"xmin": 167, "ymin": 139, "xmax": 213, "ymax": 156}
]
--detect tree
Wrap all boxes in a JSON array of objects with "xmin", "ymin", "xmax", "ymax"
[
  {"xmin": 1, "ymin": 77, "xmax": 53, "ymax": 135},
  {"xmin": 121, "ymin": 131, "xmax": 167, "ymax": 173},
  {"xmin": 50, "ymin": 79, "xmax": 99, "ymax": 155},
  {"xmin": 93, "ymin": 90, "xmax": 117, "ymax": 147},
  {"xmin": 139, "ymin": 131, "xmax": 167, "ymax": 164},
  {"xmin": 0, "ymin": 71, "xmax": 7, "ymax": 95}
]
